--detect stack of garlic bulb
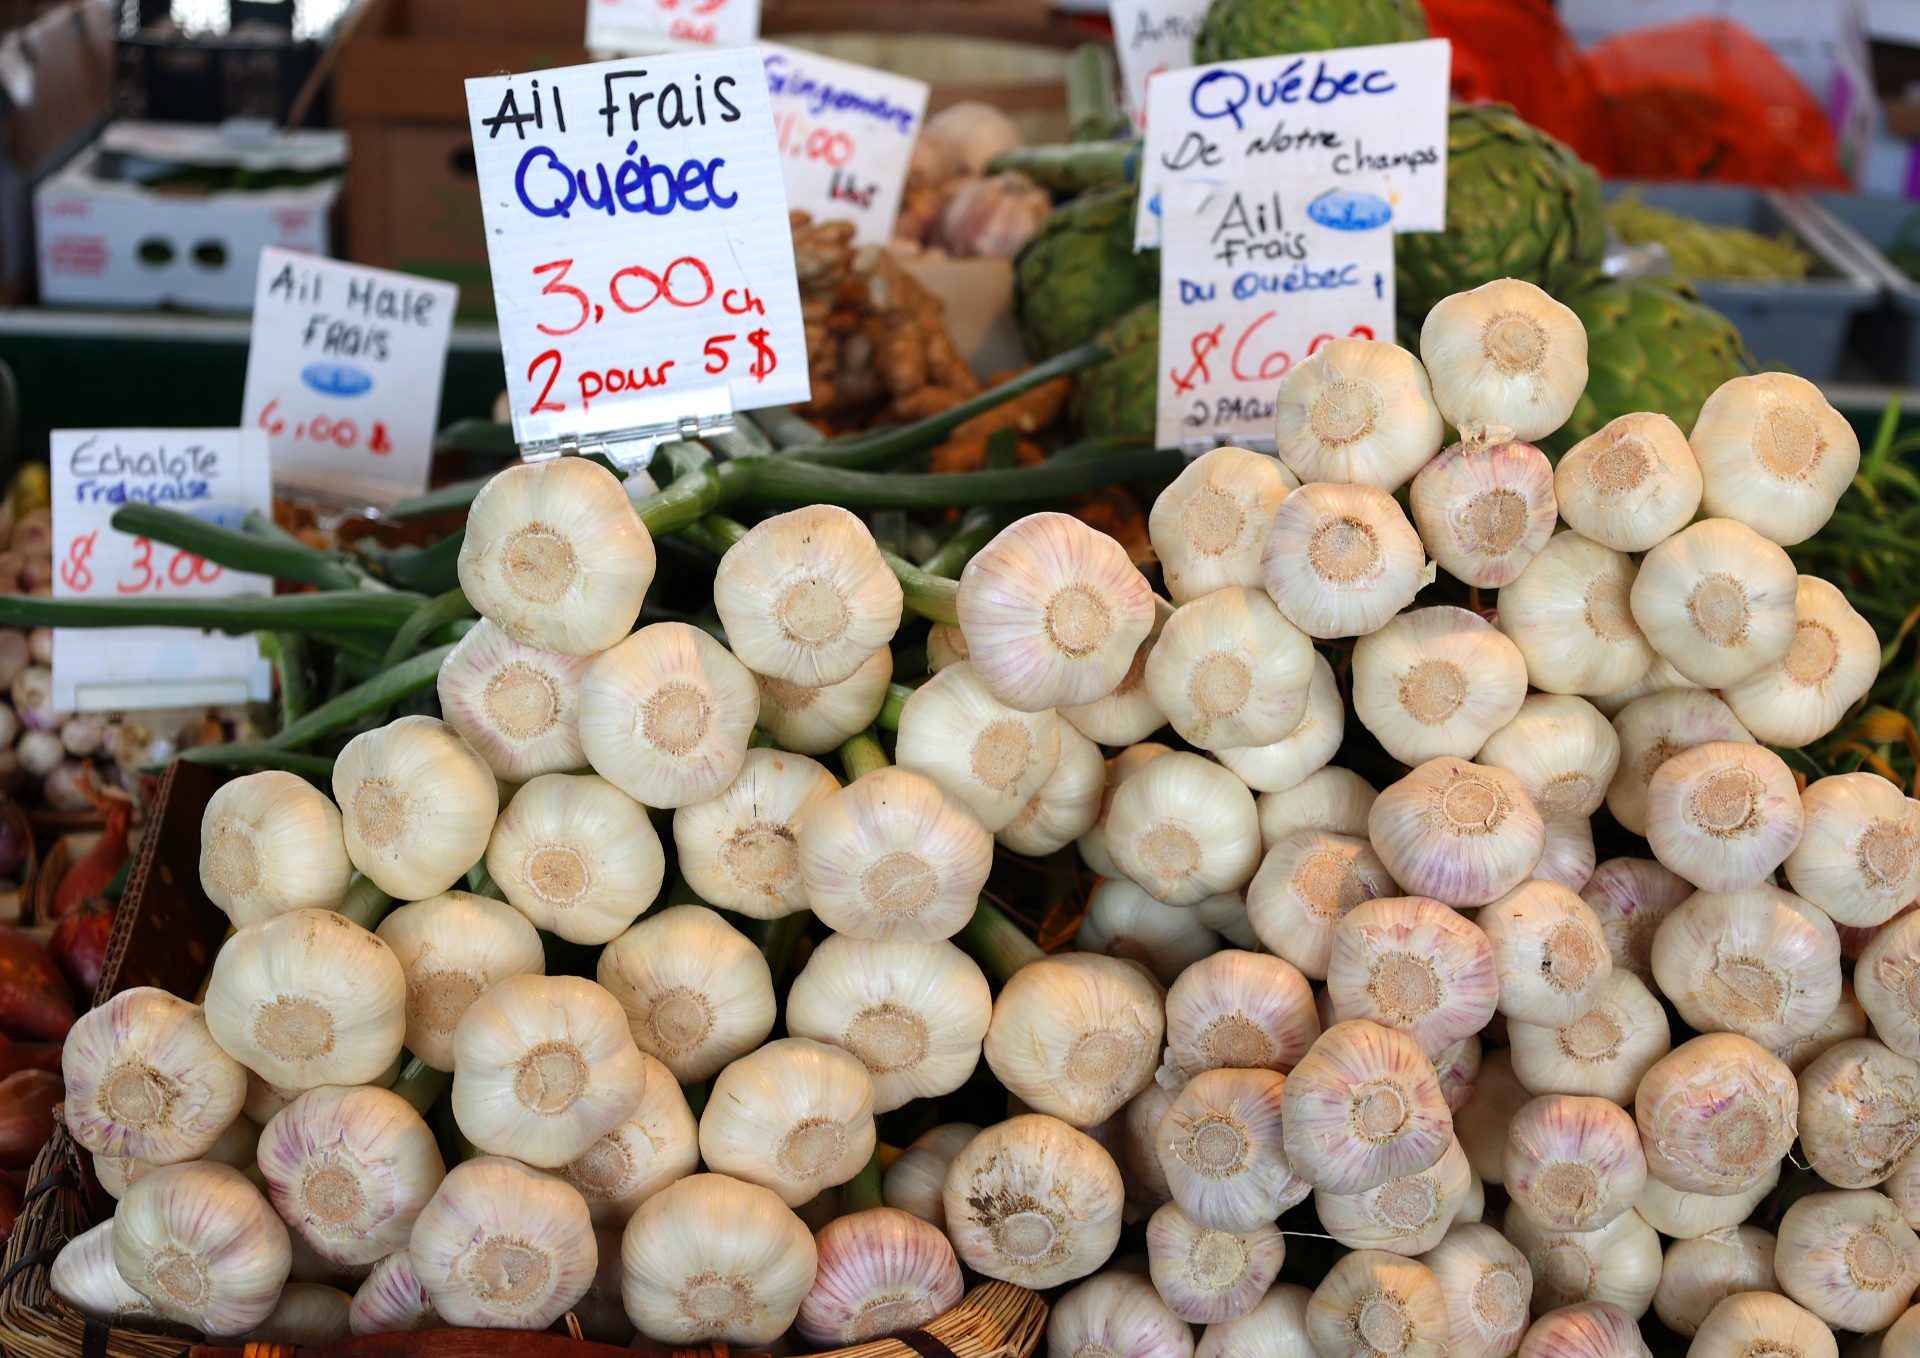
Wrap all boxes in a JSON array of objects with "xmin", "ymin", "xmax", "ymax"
[{"xmin": 52, "ymin": 277, "xmax": 1918, "ymax": 1358}]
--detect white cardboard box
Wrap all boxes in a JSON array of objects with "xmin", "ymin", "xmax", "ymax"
[{"xmin": 35, "ymin": 121, "xmax": 345, "ymax": 312}]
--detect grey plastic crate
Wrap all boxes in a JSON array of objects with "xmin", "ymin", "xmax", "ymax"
[
  {"xmin": 1805, "ymin": 191, "xmax": 1920, "ymax": 386},
  {"xmin": 1603, "ymin": 182, "xmax": 1880, "ymax": 380}
]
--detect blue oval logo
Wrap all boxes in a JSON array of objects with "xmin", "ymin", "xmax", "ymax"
[
  {"xmin": 1308, "ymin": 189, "xmax": 1393, "ymax": 232},
  {"xmin": 302, "ymin": 363, "xmax": 373, "ymax": 398}
]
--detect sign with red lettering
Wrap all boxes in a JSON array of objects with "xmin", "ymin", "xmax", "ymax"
[
  {"xmin": 50, "ymin": 429, "xmax": 273, "ymax": 712},
  {"xmin": 466, "ymin": 50, "xmax": 810, "ymax": 449},
  {"xmin": 587, "ymin": 0, "xmax": 759, "ymax": 52},
  {"xmin": 762, "ymin": 44, "xmax": 928, "ymax": 246},
  {"xmin": 241, "ymin": 250, "xmax": 457, "ymax": 508}
]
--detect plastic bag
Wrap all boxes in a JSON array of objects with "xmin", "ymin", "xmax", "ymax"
[{"xmin": 1422, "ymin": 0, "xmax": 1617, "ymax": 170}]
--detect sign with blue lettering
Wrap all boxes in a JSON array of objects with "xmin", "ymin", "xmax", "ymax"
[
  {"xmin": 466, "ymin": 50, "xmax": 811, "ymax": 448},
  {"xmin": 762, "ymin": 44, "xmax": 929, "ymax": 245},
  {"xmin": 1135, "ymin": 38, "xmax": 1451, "ymax": 249}
]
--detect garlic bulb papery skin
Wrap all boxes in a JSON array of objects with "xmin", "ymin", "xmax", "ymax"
[
  {"xmin": 1786, "ymin": 772, "xmax": 1920, "ymax": 928},
  {"xmin": 1079, "ymin": 878, "xmax": 1223, "ymax": 985},
  {"xmin": 257, "ymin": 1084, "xmax": 446, "ymax": 1267},
  {"xmin": 1478, "ymin": 880, "xmax": 1612, "ymax": 1025},
  {"xmin": 1518, "ymin": 1302, "xmax": 1653, "ymax": 1358},
  {"xmin": 1580, "ymin": 857, "xmax": 1694, "ymax": 983},
  {"xmin": 1282, "ymin": 1019, "xmax": 1453, "ymax": 1194},
  {"xmin": 895, "ymin": 660, "xmax": 1061, "ymax": 831},
  {"xmin": 1775, "ymin": 1189, "xmax": 1920, "ymax": 1331},
  {"xmin": 1193, "ymin": 891, "xmax": 1260, "ymax": 948},
  {"xmin": 62, "ymin": 986, "xmax": 246, "ymax": 1162},
  {"xmin": 672, "ymin": 748, "xmax": 838, "ymax": 920},
  {"xmin": 435, "ymin": 620, "xmax": 589, "ymax": 784},
  {"xmin": 882, "ymin": 1123, "xmax": 979, "ymax": 1230},
  {"xmin": 1164, "ymin": 949, "xmax": 1319, "ymax": 1078},
  {"xmin": 1886, "ymin": 1143, "xmax": 1920, "ymax": 1229},
  {"xmin": 1369, "ymin": 759, "xmax": 1544, "ymax": 908},
  {"xmin": 1410, "ymin": 440, "xmax": 1560, "ymax": 588},
  {"xmin": 1433, "ymin": 1034, "xmax": 1483, "ymax": 1113},
  {"xmin": 1156, "ymin": 1066, "xmax": 1309, "ymax": 1231},
  {"xmin": 1106, "ymin": 751, "xmax": 1261, "ymax": 905},
  {"xmin": 51, "ymin": 1221, "xmax": 160, "ymax": 1324},
  {"xmin": 1147, "ymin": 587, "xmax": 1315, "ymax": 751},
  {"xmin": 1497, "ymin": 534, "xmax": 1656, "ymax": 697},
  {"xmin": 1591, "ymin": 654, "xmax": 1699, "ymax": 719},
  {"xmin": 113, "ymin": 1160, "xmax": 292, "ymax": 1336},
  {"xmin": 1151, "ymin": 445, "xmax": 1298, "ymax": 602},
  {"xmin": 457, "ymin": 456, "xmax": 655, "ymax": 655},
  {"xmin": 1259, "ymin": 765, "xmax": 1377, "ymax": 848},
  {"xmin": 1691, "ymin": 1293, "xmax": 1837, "ymax": 1358},
  {"xmin": 1633, "ymin": 1164, "xmax": 1780, "ymax": 1240},
  {"xmin": 1797, "ymin": 1038, "xmax": 1920, "ymax": 1189},
  {"xmin": 486, "ymin": 773, "xmax": 664, "ymax": 945},
  {"xmin": 1536, "ymin": 818, "xmax": 1599, "ymax": 892},
  {"xmin": 1062, "ymin": 596, "xmax": 1173, "ymax": 749},
  {"xmin": 1857, "ymin": 913, "xmax": 1920, "ymax": 1059},
  {"xmin": 621, "ymin": 1171, "xmax": 814, "ymax": 1344},
  {"xmin": 1420, "ymin": 278, "xmax": 1588, "ymax": 445},
  {"xmin": 1317, "ymin": 1135, "xmax": 1473, "ymax": 1256},
  {"xmin": 332, "ymin": 716, "xmax": 498, "ymax": 900},
  {"xmin": 1724, "ymin": 575, "xmax": 1880, "ymax": 747},
  {"xmin": 712, "ymin": 504, "xmax": 902, "ymax": 686},
  {"xmin": 597, "ymin": 904, "xmax": 775, "ymax": 1082},
  {"xmin": 1554, "ymin": 412, "xmax": 1703, "ymax": 552},
  {"xmin": 786, "ymin": 934, "xmax": 990, "ymax": 1112},
  {"xmin": 1606, "ymin": 689, "xmax": 1754, "ymax": 838},
  {"xmin": 1197, "ymin": 1281, "xmax": 1314, "ymax": 1358},
  {"xmin": 699, "ymin": 1038, "xmax": 877, "ymax": 1207},
  {"xmin": 1216, "ymin": 651, "xmax": 1344, "ymax": 794},
  {"xmin": 999, "ymin": 720, "xmax": 1104, "ymax": 856},
  {"xmin": 1480, "ymin": 695, "xmax": 1620, "ymax": 825},
  {"xmin": 1080, "ymin": 743, "xmax": 1173, "ymax": 878},
  {"xmin": 797, "ymin": 766, "xmax": 993, "ymax": 940},
  {"xmin": 374, "ymin": 891, "xmax": 544, "ymax": 1070},
  {"xmin": 1771, "ymin": 977, "xmax": 1869, "ymax": 1075},
  {"xmin": 1629, "ymin": 518, "xmax": 1799, "ymax": 687},
  {"xmin": 1456, "ymin": 1048, "xmax": 1530, "ymax": 1184},
  {"xmin": 956, "ymin": 511, "xmax": 1155, "ymax": 712},
  {"xmin": 97, "ymin": 1114, "xmax": 260, "ymax": 1202},
  {"xmin": 1246, "ymin": 829, "xmax": 1398, "ymax": 978},
  {"xmin": 199, "ymin": 770, "xmax": 352, "ymax": 924},
  {"xmin": 557, "ymin": 1053, "xmax": 698, "ymax": 1225},
  {"xmin": 246, "ymin": 1283, "xmax": 352, "ymax": 1343},
  {"xmin": 983, "ymin": 952, "xmax": 1163, "ymax": 1128},
  {"xmin": 1145, "ymin": 1201, "xmax": 1284, "ymax": 1324},
  {"xmin": 796, "ymin": 1207, "xmax": 963, "ymax": 1346},
  {"xmin": 1691, "ymin": 371, "xmax": 1860, "ymax": 546},
  {"xmin": 755, "ymin": 646, "xmax": 891, "ymax": 756},
  {"xmin": 1653, "ymin": 1225, "xmax": 1776, "ymax": 1335},
  {"xmin": 1053, "ymin": 1270, "xmax": 1197, "ymax": 1358},
  {"xmin": 450, "ymin": 972, "xmax": 648, "ymax": 1168},
  {"xmin": 1504, "ymin": 1095, "xmax": 1646, "ymax": 1234},
  {"xmin": 1645, "ymin": 741, "xmax": 1805, "ymax": 892},
  {"xmin": 1508, "ymin": 970, "xmax": 1671, "ymax": 1103},
  {"xmin": 1353, "ymin": 606, "xmax": 1529, "ymax": 765},
  {"xmin": 1650, "ymin": 885, "xmax": 1841, "ymax": 1048},
  {"xmin": 579, "ymin": 622, "xmax": 758, "ymax": 809},
  {"xmin": 204, "ymin": 908, "xmax": 407, "ymax": 1091},
  {"xmin": 1421, "ymin": 1222, "xmax": 1533, "ymax": 1358},
  {"xmin": 1504, "ymin": 1205, "xmax": 1661, "ymax": 1317},
  {"xmin": 1306, "ymin": 1248, "xmax": 1451, "ymax": 1358},
  {"xmin": 942, "ymin": 1113, "xmax": 1125, "ymax": 1288},
  {"xmin": 409, "ymin": 1155, "xmax": 595, "ymax": 1331},
  {"xmin": 1634, "ymin": 1033, "xmax": 1798, "ymax": 1194},
  {"xmin": 1125, "ymin": 1080, "xmax": 1178, "ymax": 1208},
  {"xmin": 1326, "ymin": 895, "xmax": 1498, "ymax": 1056},
  {"xmin": 1262, "ymin": 480, "xmax": 1429, "ymax": 640},
  {"xmin": 1272, "ymin": 338, "xmax": 1444, "ymax": 490}
]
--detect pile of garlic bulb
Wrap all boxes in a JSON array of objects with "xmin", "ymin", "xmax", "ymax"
[{"xmin": 49, "ymin": 275, "xmax": 1920, "ymax": 1358}]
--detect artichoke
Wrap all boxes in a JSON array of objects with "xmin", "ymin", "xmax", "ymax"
[
  {"xmin": 1543, "ymin": 277, "xmax": 1751, "ymax": 457},
  {"xmin": 1014, "ymin": 182, "xmax": 1160, "ymax": 361},
  {"xmin": 1395, "ymin": 104, "xmax": 1606, "ymax": 323},
  {"xmin": 1194, "ymin": 0, "xmax": 1428, "ymax": 63},
  {"xmin": 1076, "ymin": 302, "xmax": 1159, "ymax": 442}
]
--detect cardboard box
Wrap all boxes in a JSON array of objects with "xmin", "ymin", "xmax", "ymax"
[{"xmin": 35, "ymin": 121, "xmax": 344, "ymax": 311}]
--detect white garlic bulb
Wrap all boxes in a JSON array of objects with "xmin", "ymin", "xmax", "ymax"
[
  {"xmin": 1157, "ymin": 1066, "xmax": 1309, "ymax": 1231},
  {"xmin": 1306, "ymin": 1248, "xmax": 1451, "ymax": 1358},
  {"xmin": 1164, "ymin": 949, "xmax": 1319, "ymax": 1079},
  {"xmin": 1105, "ymin": 751, "xmax": 1261, "ymax": 906},
  {"xmin": 798, "ymin": 766, "xmax": 993, "ymax": 940},
  {"xmin": 1536, "ymin": 817, "xmax": 1599, "ymax": 891},
  {"xmin": 486, "ymin": 773, "xmax": 664, "ymax": 943},
  {"xmin": 1246, "ymin": 829, "xmax": 1397, "ymax": 978},
  {"xmin": 1518, "ymin": 1302, "xmax": 1653, "ymax": 1358},
  {"xmin": 942, "ymin": 1114, "xmax": 1124, "ymax": 1288},
  {"xmin": 597, "ymin": 904, "xmax": 775, "ymax": 1082},
  {"xmin": 1216, "ymin": 652, "xmax": 1345, "ymax": 793},
  {"xmin": 1497, "ymin": 534, "xmax": 1654, "ymax": 697},
  {"xmin": 1634, "ymin": 1164, "xmax": 1779, "ymax": 1240},
  {"xmin": 1606, "ymin": 689, "xmax": 1753, "ymax": 837},
  {"xmin": 50, "ymin": 1221, "xmax": 159, "ymax": 1324},
  {"xmin": 409, "ymin": 1156, "xmax": 595, "ymax": 1330},
  {"xmin": 375, "ymin": 891, "xmax": 544, "ymax": 1070},
  {"xmin": 1590, "ymin": 654, "xmax": 1698, "ymax": 719},
  {"xmin": 95, "ymin": 1112, "xmax": 258, "ymax": 1202},
  {"xmin": 1272, "ymin": 338, "xmax": 1444, "ymax": 489},
  {"xmin": 1433, "ymin": 1035, "xmax": 1483, "ymax": 1113},
  {"xmin": 1775, "ymin": 1189, "xmax": 1920, "ymax": 1332},
  {"xmin": 1080, "ymin": 743, "xmax": 1172, "ymax": 877},
  {"xmin": 1258, "ymin": 765, "xmax": 1377, "ymax": 848},
  {"xmin": 113, "ymin": 1160, "xmax": 292, "ymax": 1336},
  {"xmin": 1479, "ymin": 880, "xmax": 1612, "ymax": 1025},
  {"xmin": 435, "ymin": 619, "xmax": 589, "ymax": 783},
  {"xmin": 1261, "ymin": 481, "xmax": 1428, "ymax": 639},
  {"xmin": 795, "ymin": 1207, "xmax": 963, "ymax": 1346},
  {"xmin": 983, "ymin": 952, "xmax": 1163, "ymax": 1128},
  {"xmin": 1419, "ymin": 278, "xmax": 1588, "ymax": 445},
  {"xmin": 1054, "ymin": 1270, "xmax": 1197, "ymax": 1358},
  {"xmin": 1645, "ymin": 741, "xmax": 1804, "ymax": 892},
  {"xmin": 1723, "ymin": 576, "xmax": 1880, "ymax": 747},
  {"xmin": 1353, "ymin": 606, "xmax": 1528, "ymax": 765},
  {"xmin": 698, "ymin": 1037, "xmax": 877, "ymax": 1206},
  {"xmin": 1410, "ymin": 440, "xmax": 1559, "ymax": 587},
  {"xmin": 1690, "ymin": 1293, "xmax": 1836, "ymax": 1358},
  {"xmin": 1691, "ymin": 372, "xmax": 1860, "ymax": 546},
  {"xmin": 1508, "ymin": 970, "xmax": 1671, "ymax": 1103},
  {"xmin": 61, "ymin": 986, "xmax": 245, "ymax": 1163},
  {"xmin": 1771, "ymin": 977, "xmax": 1869, "ymax": 1075},
  {"xmin": 1317, "ymin": 1136, "xmax": 1473, "ymax": 1256},
  {"xmin": 1629, "ymin": 518, "xmax": 1799, "ymax": 687},
  {"xmin": 1146, "ymin": 1200, "xmax": 1284, "ymax": 1323},
  {"xmin": 1151, "ymin": 445, "xmax": 1298, "ymax": 601},
  {"xmin": 1455, "ymin": 1048, "xmax": 1530, "ymax": 1184},
  {"xmin": 1553, "ymin": 412, "xmax": 1702, "ymax": 552},
  {"xmin": 1283, "ymin": 1019, "xmax": 1453, "ymax": 1194},
  {"xmin": 755, "ymin": 646, "xmax": 892, "ymax": 755},
  {"xmin": 895, "ymin": 660, "xmax": 1061, "ymax": 831},
  {"xmin": 1857, "ymin": 913, "xmax": 1920, "ymax": 1059},
  {"xmin": 332, "ymin": 716, "xmax": 498, "ymax": 900},
  {"xmin": 882, "ymin": 1122, "xmax": 979, "ymax": 1230},
  {"xmin": 1061, "ymin": 597, "xmax": 1171, "ymax": 748},
  {"xmin": 1368, "ymin": 760, "xmax": 1544, "ymax": 908},
  {"xmin": 579, "ymin": 621, "xmax": 759, "ymax": 808},
  {"xmin": 1146, "ymin": 587, "xmax": 1314, "ymax": 750},
  {"xmin": 556, "ymin": 1053, "xmax": 698, "ymax": 1224},
  {"xmin": 1421, "ymin": 1222, "xmax": 1533, "ymax": 1358},
  {"xmin": 199, "ymin": 771, "xmax": 352, "ymax": 924},
  {"xmin": 1650, "ymin": 886, "xmax": 1841, "ymax": 1048},
  {"xmin": 1634, "ymin": 1033, "xmax": 1798, "ymax": 1195},
  {"xmin": 671, "ymin": 748, "xmax": 839, "ymax": 919},
  {"xmin": 1504, "ymin": 1207, "xmax": 1660, "ymax": 1317},
  {"xmin": 1504, "ymin": 1095, "xmax": 1646, "ymax": 1233},
  {"xmin": 1479, "ymin": 694, "xmax": 1620, "ymax": 825},
  {"xmin": 620, "ymin": 1172, "xmax": 816, "ymax": 1345},
  {"xmin": 1785, "ymin": 772, "xmax": 1920, "ymax": 928},
  {"xmin": 1581, "ymin": 856, "xmax": 1693, "ymax": 983},
  {"xmin": 999, "ymin": 720, "xmax": 1105, "ymax": 856},
  {"xmin": 1325, "ymin": 895, "xmax": 1498, "ymax": 1056},
  {"xmin": 1796, "ymin": 1038, "xmax": 1920, "ymax": 1190}
]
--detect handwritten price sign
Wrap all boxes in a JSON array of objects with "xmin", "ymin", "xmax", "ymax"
[
  {"xmin": 50, "ymin": 430, "xmax": 273, "ymax": 712},
  {"xmin": 241, "ymin": 250, "xmax": 456, "ymax": 509},
  {"xmin": 587, "ymin": 0, "xmax": 760, "ymax": 53},
  {"xmin": 1155, "ymin": 181, "xmax": 1394, "ymax": 450},
  {"xmin": 466, "ymin": 50, "xmax": 810, "ymax": 447},
  {"xmin": 763, "ymin": 45, "xmax": 928, "ymax": 245},
  {"xmin": 1108, "ymin": 0, "xmax": 1206, "ymax": 130}
]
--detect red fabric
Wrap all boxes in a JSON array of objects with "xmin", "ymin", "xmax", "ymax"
[{"xmin": 1422, "ymin": 0, "xmax": 1618, "ymax": 169}]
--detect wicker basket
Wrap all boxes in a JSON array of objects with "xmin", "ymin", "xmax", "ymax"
[{"xmin": 0, "ymin": 762, "xmax": 1049, "ymax": 1358}]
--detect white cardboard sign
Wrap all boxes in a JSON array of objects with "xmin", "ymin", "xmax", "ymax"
[
  {"xmin": 466, "ymin": 50, "xmax": 811, "ymax": 449},
  {"xmin": 586, "ymin": 0, "xmax": 761, "ymax": 53},
  {"xmin": 50, "ymin": 429, "xmax": 274, "ymax": 713},
  {"xmin": 762, "ymin": 43, "xmax": 929, "ymax": 245},
  {"xmin": 1155, "ymin": 180, "xmax": 1395, "ymax": 450},
  {"xmin": 241, "ymin": 249, "xmax": 457, "ymax": 509},
  {"xmin": 1108, "ymin": 0, "xmax": 1207, "ymax": 130},
  {"xmin": 1136, "ymin": 38, "xmax": 1452, "ymax": 249}
]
